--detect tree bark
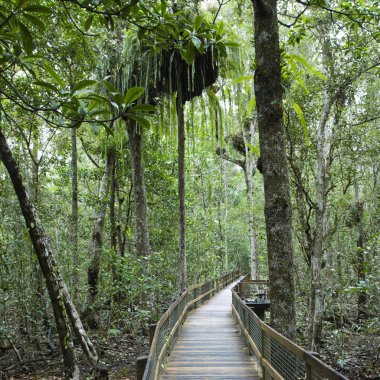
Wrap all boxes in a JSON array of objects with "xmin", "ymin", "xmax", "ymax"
[
  {"xmin": 308, "ymin": 29, "xmax": 337, "ymax": 351},
  {"xmin": 355, "ymin": 180, "xmax": 367, "ymax": 320},
  {"xmin": 177, "ymin": 63, "xmax": 187, "ymax": 292},
  {"xmin": 252, "ymin": 0, "xmax": 296, "ymax": 339},
  {"xmin": 243, "ymin": 119, "xmax": 259, "ymax": 280},
  {"xmin": 71, "ymin": 127, "xmax": 79, "ymax": 302},
  {"xmin": 309, "ymin": 91, "xmax": 333, "ymax": 351},
  {"xmin": 87, "ymin": 146, "xmax": 114, "ymax": 322},
  {"xmin": 126, "ymin": 123, "xmax": 151, "ymax": 258},
  {"xmin": 0, "ymin": 127, "xmax": 81, "ymax": 380}
]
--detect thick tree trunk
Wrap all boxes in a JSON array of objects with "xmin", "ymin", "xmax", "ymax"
[
  {"xmin": 126, "ymin": 123, "xmax": 151, "ymax": 258},
  {"xmin": 0, "ymin": 127, "xmax": 80, "ymax": 380},
  {"xmin": 71, "ymin": 127, "xmax": 79, "ymax": 302},
  {"xmin": 252, "ymin": 0, "xmax": 296, "ymax": 339},
  {"xmin": 176, "ymin": 65, "xmax": 187, "ymax": 292}
]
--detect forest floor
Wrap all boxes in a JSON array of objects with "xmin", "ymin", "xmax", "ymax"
[
  {"xmin": 296, "ymin": 322, "xmax": 380, "ymax": 380},
  {"xmin": 0, "ymin": 333, "xmax": 150, "ymax": 380},
  {"xmin": 1, "ymin": 325, "xmax": 379, "ymax": 379},
  {"xmin": 322, "ymin": 328, "xmax": 380, "ymax": 380}
]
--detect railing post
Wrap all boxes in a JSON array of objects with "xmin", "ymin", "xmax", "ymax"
[
  {"xmin": 306, "ymin": 363, "xmax": 312, "ymax": 380},
  {"xmin": 262, "ymin": 330, "xmax": 266, "ymax": 380},
  {"xmin": 149, "ymin": 324, "xmax": 157, "ymax": 347},
  {"xmin": 136, "ymin": 356, "xmax": 148, "ymax": 380}
]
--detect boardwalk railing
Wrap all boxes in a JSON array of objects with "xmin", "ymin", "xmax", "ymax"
[
  {"xmin": 142, "ymin": 270, "xmax": 240, "ymax": 380},
  {"xmin": 232, "ymin": 278, "xmax": 348, "ymax": 380}
]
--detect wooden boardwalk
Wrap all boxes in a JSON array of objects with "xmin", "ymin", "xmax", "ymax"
[{"xmin": 160, "ymin": 279, "xmax": 260, "ymax": 379}]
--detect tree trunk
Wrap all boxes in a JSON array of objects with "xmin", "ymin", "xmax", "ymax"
[
  {"xmin": 71, "ymin": 127, "xmax": 79, "ymax": 302},
  {"xmin": 308, "ymin": 29, "xmax": 337, "ymax": 350},
  {"xmin": 176, "ymin": 64, "xmax": 187, "ymax": 292},
  {"xmin": 0, "ymin": 127, "xmax": 81, "ymax": 380},
  {"xmin": 309, "ymin": 91, "xmax": 333, "ymax": 351},
  {"xmin": 126, "ymin": 123, "xmax": 151, "ymax": 258},
  {"xmin": 87, "ymin": 147, "xmax": 114, "ymax": 326},
  {"xmin": 252, "ymin": 0, "xmax": 296, "ymax": 339},
  {"xmin": 243, "ymin": 119, "xmax": 259, "ymax": 280},
  {"xmin": 110, "ymin": 152, "xmax": 117, "ymax": 255},
  {"xmin": 355, "ymin": 180, "xmax": 367, "ymax": 320},
  {"xmin": 120, "ymin": 182, "xmax": 133, "ymax": 257}
]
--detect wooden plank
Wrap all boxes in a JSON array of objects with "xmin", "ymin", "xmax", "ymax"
[{"xmin": 159, "ymin": 280, "xmax": 260, "ymax": 379}]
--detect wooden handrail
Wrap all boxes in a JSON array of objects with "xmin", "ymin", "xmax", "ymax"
[
  {"xmin": 232, "ymin": 279, "xmax": 348, "ymax": 380},
  {"xmin": 142, "ymin": 270, "xmax": 240, "ymax": 380}
]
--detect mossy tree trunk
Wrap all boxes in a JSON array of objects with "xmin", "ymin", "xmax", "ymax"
[
  {"xmin": 127, "ymin": 122, "xmax": 151, "ymax": 258},
  {"xmin": 0, "ymin": 127, "xmax": 80, "ymax": 379},
  {"xmin": 87, "ymin": 146, "xmax": 114, "ymax": 326},
  {"xmin": 242, "ymin": 120, "xmax": 259, "ymax": 280},
  {"xmin": 71, "ymin": 127, "xmax": 79, "ymax": 302},
  {"xmin": 252, "ymin": 0, "xmax": 296, "ymax": 339}
]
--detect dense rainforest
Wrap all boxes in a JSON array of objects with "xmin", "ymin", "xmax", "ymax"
[{"xmin": 0, "ymin": 0, "xmax": 379, "ymax": 379}]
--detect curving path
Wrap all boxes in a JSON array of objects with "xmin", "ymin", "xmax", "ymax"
[{"xmin": 160, "ymin": 279, "xmax": 260, "ymax": 379}]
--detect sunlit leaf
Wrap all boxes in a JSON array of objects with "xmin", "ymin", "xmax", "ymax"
[
  {"xmin": 232, "ymin": 75, "xmax": 253, "ymax": 85},
  {"xmin": 246, "ymin": 97, "xmax": 256, "ymax": 118},
  {"xmin": 293, "ymin": 102, "xmax": 310, "ymax": 147},
  {"xmin": 288, "ymin": 54, "xmax": 327, "ymax": 80},
  {"xmin": 247, "ymin": 142, "xmax": 260, "ymax": 155},
  {"xmin": 72, "ymin": 79, "xmax": 97, "ymax": 93}
]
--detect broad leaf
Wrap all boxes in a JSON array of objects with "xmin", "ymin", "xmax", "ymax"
[
  {"xmin": 182, "ymin": 42, "xmax": 196, "ymax": 65},
  {"xmin": 33, "ymin": 80, "xmax": 59, "ymax": 92},
  {"xmin": 103, "ymin": 80, "xmax": 118, "ymax": 93},
  {"xmin": 124, "ymin": 87, "xmax": 144, "ymax": 107},
  {"xmin": 84, "ymin": 15, "xmax": 94, "ymax": 31},
  {"xmin": 72, "ymin": 79, "xmax": 97, "ymax": 93},
  {"xmin": 22, "ymin": 5, "xmax": 52, "ymax": 13},
  {"xmin": 43, "ymin": 62, "xmax": 65, "ymax": 88},
  {"xmin": 18, "ymin": 21, "xmax": 33, "ymax": 55},
  {"xmin": 129, "ymin": 104, "xmax": 156, "ymax": 112},
  {"xmin": 129, "ymin": 114, "xmax": 151, "ymax": 128},
  {"xmin": 191, "ymin": 36, "xmax": 203, "ymax": 52},
  {"xmin": 23, "ymin": 14, "xmax": 46, "ymax": 32}
]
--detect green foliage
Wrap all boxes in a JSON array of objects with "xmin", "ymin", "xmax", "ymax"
[
  {"xmin": 292, "ymin": 102, "xmax": 310, "ymax": 147},
  {"xmin": 1, "ymin": 1, "xmax": 380, "ymax": 377}
]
